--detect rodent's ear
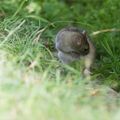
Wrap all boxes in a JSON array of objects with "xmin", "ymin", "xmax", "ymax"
[
  {"xmin": 72, "ymin": 35, "xmax": 82, "ymax": 47},
  {"xmin": 82, "ymin": 30, "xmax": 87, "ymax": 36},
  {"xmin": 75, "ymin": 35, "xmax": 81, "ymax": 46},
  {"xmin": 82, "ymin": 30, "xmax": 87, "ymax": 40},
  {"xmin": 77, "ymin": 41, "xmax": 81, "ymax": 45}
]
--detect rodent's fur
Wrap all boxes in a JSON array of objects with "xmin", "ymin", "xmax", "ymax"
[{"xmin": 55, "ymin": 27, "xmax": 95, "ymax": 78}]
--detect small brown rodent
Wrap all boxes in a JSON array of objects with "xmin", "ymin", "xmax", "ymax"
[{"xmin": 55, "ymin": 27, "xmax": 95, "ymax": 78}]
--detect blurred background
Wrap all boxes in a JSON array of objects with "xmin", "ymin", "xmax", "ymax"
[{"xmin": 0, "ymin": 0, "xmax": 120, "ymax": 119}]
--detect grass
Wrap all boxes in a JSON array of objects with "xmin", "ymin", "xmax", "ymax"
[{"xmin": 0, "ymin": 0, "xmax": 120, "ymax": 120}]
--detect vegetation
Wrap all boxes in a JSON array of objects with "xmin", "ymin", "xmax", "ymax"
[{"xmin": 0, "ymin": 0, "xmax": 120, "ymax": 119}]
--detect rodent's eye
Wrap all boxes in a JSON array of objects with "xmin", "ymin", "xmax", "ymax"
[{"xmin": 84, "ymin": 48, "xmax": 88, "ymax": 51}]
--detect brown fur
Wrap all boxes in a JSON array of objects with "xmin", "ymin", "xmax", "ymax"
[{"xmin": 55, "ymin": 27, "xmax": 95, "ymax": 78}]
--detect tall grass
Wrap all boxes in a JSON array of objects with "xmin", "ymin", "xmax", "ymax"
[{"xmin": 0, "ymin": 0, "xmax": 120, "ymax": 119}]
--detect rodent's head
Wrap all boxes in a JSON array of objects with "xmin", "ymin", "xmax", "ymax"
[
  {"xmin": 70, "ymin": 29, "xmax": 89, "ymax": 56},
  {"xmin": 56, "ymin": 27, "xmax": 89, "ymax": 58}
]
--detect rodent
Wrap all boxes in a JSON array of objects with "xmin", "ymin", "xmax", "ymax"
[{"xmin": 55, "ymin": 27, "xmax": 95, "ymax": 78}]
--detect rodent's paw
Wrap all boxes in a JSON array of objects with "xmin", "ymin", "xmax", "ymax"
[
  {"xmin": 84, "ymin": 69, "xmax": 91, "ymax": 76},
  {"xmin": 83, "ymin": 69, "xmax": 91, "ymax": 80}
]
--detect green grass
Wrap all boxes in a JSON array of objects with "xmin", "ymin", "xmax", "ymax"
[{"xmin": 0, "ymin": 0, "xmax": 120, "ymax": 120}]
